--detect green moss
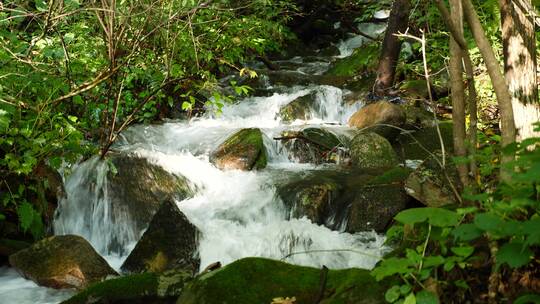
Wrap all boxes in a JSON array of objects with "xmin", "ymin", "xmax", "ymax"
[
  {"xmin": 177, "ymin": 257, "xmax": 388, "ymax": 304},
  {"xmin": 326, "ymin": 43, "xmax": 380, "ymax": 77},
  {"xmin": 350, "ymin": 132, "xmax": 399, "ymax": 169},
  {"xmin": 62, "ymin": 273, "xmax": 160, "ymax": 304},
  {"xmin": 279, "ymin": 94, "xmax": 314, "ymax": 122},
  {"xmin": 211, "ymin": 128, "xmax": 267, "ymax": 170}
]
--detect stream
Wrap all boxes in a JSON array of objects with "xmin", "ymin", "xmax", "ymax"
[{"xmin": 0, "ymin": 22, "xmax": 389, "ymax": 304}]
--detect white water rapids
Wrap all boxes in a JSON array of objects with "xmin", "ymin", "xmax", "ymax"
[{"xmin": 0, "ymin": 25, "xmax": 390, "ymax": 303}]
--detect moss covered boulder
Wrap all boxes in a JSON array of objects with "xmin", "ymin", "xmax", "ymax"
[
  {"xmin": 349, "ymin": 132, "xmax": 399, "ymax": 169},
  {"xmin": 109, "ymin": 155, "xmax": 194, "ymax": 235},
  {"xmin": 346, "ymin": 184, "xmax": 409, "ymax": 232},
  {"xmin": 62, "ymin": 269, "xmax": 191, "ymax": 304},
  {"xmin": 278, "ymin": 128, "xmax": 347, "ymax": 164},
  {"xmin": 404, "ymin": 152, "xmax": 460, "ymax": 207},
  {"xmin": 9, "ymin": 235, "xmax": 117, "ymax": 289},
  {"xmin": 278, "ymin": 172, "xmax": 343, "ymax": 226},
  {"xmin": 210, "ymin": 128, "xmax": 267, "ymax": 171},
  {"xmin": 393, "ymin": 121, "xmax": 453, "ymax": 161},
  {"xmin": 278, "ymin": 168, "xmax": 410, "ymax": 233},
  {"xmin": 348, "ymin": 101, "xmax": 406, "ymax": 140},
  {"xmin": 121, "ymin": 200, "xmax": 200, "ymax": 274},
  {"xmin": 278, "ymin": 92, "xmax": 317, "ymax": 122},
  {"xmin": 177, "ymin": 257, "xmax": 388, "ymax": 304}
]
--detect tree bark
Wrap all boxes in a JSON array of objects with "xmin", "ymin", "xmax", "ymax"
[
  {"xmin": 500, "ymin": 0, "xmax": 540, "ymax": 141},
  {"xmin": 449, "ymin": 0, "xmax": 469, "ymax": 187},
  {"xmin": 374, "ymin": 0, "xmax": 411, "ymax": 95},
  {"xmin": 461, "ymin": 0, "xmax": 516, "ymax": 178},
  {"xmin": 434, "ymin": 0, "xmax": 479, "ymax": 184}
]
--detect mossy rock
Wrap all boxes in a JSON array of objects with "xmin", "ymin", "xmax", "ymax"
[
  {"xmin": 393, "ymin": 121, "xmax": 453, "ymax": 161},
  {"xmin": 278, "ymin": 93, "xmax": 317, "ymax": 122},
  {"xmin": 108, "ymin": 155, "xmax": 194, "ymax": 237},
  {"xmin": 121, "ymin": 200, "xmax": 200, "ymax": 274},
  {"xmin": 401, "ymin": 103, "xmax": 435, "ymax": 129},
  {"xmin": 210, "ymin": 128, "xmax": 267, "ymax": 171},
  {"xmin": 349, "ymin": 132, "xmax": 399, "ymax": 169},
  {"xmin": 346, "ymin": 184, "xmax": 409, "ymax": 232},
  {"xmin": 404, "ymin": 152, "xmax": 460, "ymax": 207},
  {"xmin": 278, "ymin": 168, "xmax": 408, "ymax": 233},
  {"xmin": 62, "ymin": 269, "xmax": 192, "ymax": 304},
  {"xmin": 177, "ymin": 257, "xmax": 389, "ymax": 304},
  {"xmin": 325, "ymin": 43, "xmax": 380, "ymax": 77},
  {"xmin": 279, "ymin": 127, "xmax": 347, "ymax": 164},
  {"xmin": 9, "ymin": 235, "xmax": 117, "ymax": 289}
]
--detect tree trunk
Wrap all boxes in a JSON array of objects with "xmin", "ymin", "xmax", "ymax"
[
  {"xmin": 449, "ymin": 0, "xmax": 469, "ymax": 187},
  {"xmin": 374, "ymin": 0, "xmax": 411, "ymax": 95},
  {"xmin": 500, "ymin": 0, "xmax": 540, "ymax": 141},
  {"xmin": 462, "ymin": 0, "xmax": 516, "ymax": 178}
]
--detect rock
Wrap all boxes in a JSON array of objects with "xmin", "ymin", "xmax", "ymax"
[
  {"xmin": 109, "ymin": 155, "xmax": 193, "ymax": 235},
  {"xmin": 210, "ymin": 128, "xmax": 267, "ymax": 171},
  {"xmin": 279, "ymin": 172, "xmax": 343, "ymax": 226},
  {"xmin": 278, "ymin": 168, "xmax": 410, "ymax": 233},
  {"xmin": 405, "ymin": 152, "xmax": 460, "ymax": 207},
  {"xmin": 348, "ymin": 101, "xmax": 406, "ymax": 140},
  {"xmin": 177, "ymin": 257, "xmax": 389, "ymax": 304},
  {"xmin": 121, "ymin": 200, "xmax": 200, "ymax": 274},
  {"xmin": 402, "ymin": 103, "xmax": 435, "ymax": 129},
  {"xmin": 349, "ymin": 132, "xmax": 399, "ymax": 169},
  {"xmin": 278, "ymin": 128, "xmax": 348, "ymax": 164},
  {"xmin": 393, "ymin": 121, "xmax": 453, "ymax": 161},
  {"xmin": 62, "ymin": 269, "xmax": 191, "ymax": 304},
  {"xmin": 9, "ymin": 235, "xmax": 117, "ymax": 289},
  {"xmin": 278, "ymin": 92, "xmax": 317, "ymax": 122},
  {"xmin": 346, "ymin": 184, "xmax": 409, "ymax": 232}
]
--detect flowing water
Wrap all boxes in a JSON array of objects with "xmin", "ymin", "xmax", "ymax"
[{"xmin": 0, "ymin": 25, "xmax": 389, "ymax": 303}]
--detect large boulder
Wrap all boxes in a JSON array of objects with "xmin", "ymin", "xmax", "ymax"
[
  {"xmin": 346, "ymin": 184, "xmax": 409, "ymax": 232},
  {"xmin": 177, "ymin": 257, "xmax": 389, "ymax": 304},
  {"xmin": 348, "ymin": 101, "xmax": 406, "ymax": 140},
  {"xmin": 62, "ymin": 270, "xmax": 191, "ymax": 304},
  {"xmin": 278, "ymin": 92, "xmax": 317, "ymax": 122},
  {"xmin": 9, "ymin": 235, "xmax": 117, "ymax": 289},
  {"xmin": 53, "ymin": 154, "xmax": 194, "ymax": 256},
  {"xmin": 108, "ymin": 155, "xmax": 194, "ymax": 231},
  {"xmin": 278, "ymin": 168, "xmax": 411, "ymax": 233},
  {"xmin": 393, "ymin": 121, "xmax": 453, "ymax": 161},
  {"xmin": 121, "ymin": 200, "xmax": 200, "ymax": 274},
  {"xmin": 404, "ymin": 152, "xmax": 460, "ymax": 207},
  {"xmin": 210, "ymin": 128, "xmax": 267, "ymax": 171},
  {"xmin": 278, "ymin": 128, "xmax": 348, "ymax": 164},
  {"xmin": 349, "ymin": 132, "xmax": 399, "ymax": 169}
]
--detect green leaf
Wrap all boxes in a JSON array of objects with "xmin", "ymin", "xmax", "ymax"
[
  {"xmin": 496, "ymin": 242, "xmax": 533, "ymax": 268},
  {"xmin": 385, "ymin": 286, "xmax": 401, "ymax": 303},
  {"xmin": 474, "ymin": 213, "xmax": 505, "ymax": 235},
  {"xmin": 17, "ymin": 202, "xmax": 35, "ymax": 232},
  {"xmin": 395, "ymin": 208, "xmax": 460, "ymax": 227},
  {"xmin": 452, "ymin": 224, "xmax": 483, "ymax": 241},
  {"xmin": 514, "ymin": 294, "xmax": 540, "ymax": 304},
  {"xmin": 451, "ymin": 246, "xmax": 474, "ymax": 257},
  {"xmin": 403, "ymin": 293, "xmax": 416, "ymax": 304},
  {"xmin": 371, "ymin": 257, "xmax": 415, "ymax": 281},
  {"xmin": 423, "ymin": 255, "xmax": 445, "ymax": 268},
  {"xmin": 416, "ymin": 290, "xmax": 439, "ymax": 304},
  {"xmin": 0, "ymin": 109, "xmax": 11, "ymax": 130},
  {"xmin": 0, "ymin": 213, "xmax": 5, "ymax": 221}
]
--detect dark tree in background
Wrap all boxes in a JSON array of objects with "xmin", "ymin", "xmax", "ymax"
[{"xmin": 374, "ymin": 0, "xmax": 411, "ymax": 95}]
